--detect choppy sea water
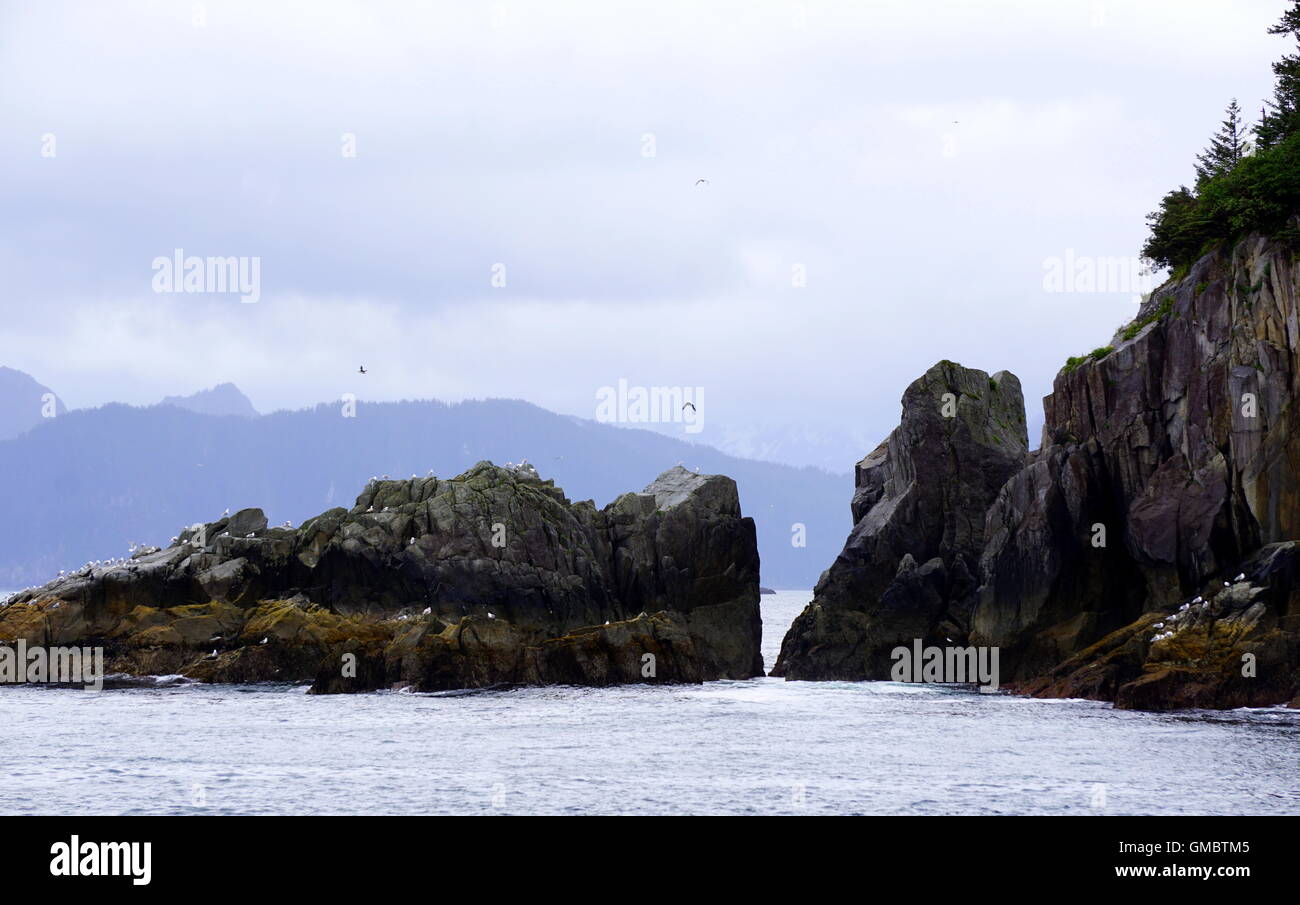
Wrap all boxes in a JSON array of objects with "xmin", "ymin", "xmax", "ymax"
[{"xmin": 1, "ymin": 590, "xmax": 1297, "ymax": 816}]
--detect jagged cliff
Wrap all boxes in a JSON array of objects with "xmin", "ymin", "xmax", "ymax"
[
  {"xmin": 771, "ymin": 363, "xmax": 1027, "ymax": 679},
  {"xmin": 777, "ymin": 232, "xmax": 1300, "ymax": 709},
  {"xmin": 0, "ymin": 463, "xmax": 763, "ymax": 691}
]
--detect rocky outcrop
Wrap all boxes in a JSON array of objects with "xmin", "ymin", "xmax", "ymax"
[
  {"xmin": 777, "ymin": 232, "xmax": 1300, "ymax": 708},
  {"xmin": 771, "ymin": 361, "xmax": 1028, "ymax": 679},
  {"xmin": 1017, "ymin": 543, "xmax": 1299, "ymax": 710},
  {"xmin": 0, "ymin": 463, "xmax": 763, "ymax": 692},
  {"xmin": 972, "ymin": 233, "xmax": 1300, "ymax": 702}
]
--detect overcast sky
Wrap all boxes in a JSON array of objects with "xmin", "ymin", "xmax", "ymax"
[{"xmin": 0, "ymin": 0, "xmax": 1285, "ymax": 467}]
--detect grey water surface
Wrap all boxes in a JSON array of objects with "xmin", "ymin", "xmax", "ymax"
[{"xmin": 1, "ymin": 591, "xmax": 1296, "ymax": 815}]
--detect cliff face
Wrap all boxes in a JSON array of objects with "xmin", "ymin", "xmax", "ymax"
[
  {"xmin": 771, "ymin": 362, "xmax": 1027, "ymax": 679},
  {"xmin": 777, "ymin": 233, "xmax": 1300, "ymax": 708},
  {"xmin": 974, "ymin": 235, "xmax": 1299, "ymax": 685},
  {"xmin": 0, "ymin": 463, "xmax": 763, "ymax": 691}
]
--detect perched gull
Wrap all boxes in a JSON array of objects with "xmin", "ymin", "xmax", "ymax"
[
  {"xmin": 1233, "ymin": 572, "xmax": 1246, "ymax": 582},
  {"xmin": 422, "ymin": 607, "xmax": 431, "ymax": 615},
  {"xmin": 260, "ymin": 637, "xmax": 269, "ymax": 645},
  {"xmin": 358, "ymin": 365, "xmax": 367, "ymax": 374}
]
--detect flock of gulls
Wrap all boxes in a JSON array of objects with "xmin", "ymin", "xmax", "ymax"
[{"xmin": 1148, "ymin": 573, "xmax": 1248, "ymax": 643}]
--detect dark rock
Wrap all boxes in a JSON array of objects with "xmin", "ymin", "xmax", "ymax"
[
  {"xmin": 776, "ymin": 233, "xmax": 1300, "ymax": 709},
  {"xmin": 0, "ymin": 464, "xmax": 763, "ymax": 692},
  {"xmin": 772, "ymin": 361, "xmax": 1027, "ymax": 679}
]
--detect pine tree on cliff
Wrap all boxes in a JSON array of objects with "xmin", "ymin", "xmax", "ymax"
[
  {"xmin": 1195, "ymin": 99, "xmax": 1247, "ymax": 184},
  {"xmin": 1255, "ymin": 0, "xmax": 1300, "ymax": 149}
]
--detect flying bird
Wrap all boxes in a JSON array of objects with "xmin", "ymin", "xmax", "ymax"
[
  {"xmin": 682, "ymin": 402, "xmax": 696, "ymax": 412},
  {"xmin": 694, "ymin": 178, "xmax": 709, "ymax": 186}
]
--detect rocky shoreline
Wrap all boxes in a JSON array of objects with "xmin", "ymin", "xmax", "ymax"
[
  {"xmin": 4, "ymin": 236, "xmax": 1297, "ymax": 711},
  {"xmin": 775, "ymin": 232, "xmax": 1300, "ymax": 710},
  {"xmin": 0, "ymin": 464, "xmax": 763, "ymax": 693}
]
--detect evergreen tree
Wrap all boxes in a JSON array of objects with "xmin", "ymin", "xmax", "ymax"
[
  {"xmin": 1196, "ymin": 99, "xmax": 1247, "ymax": 184},
  {"xmin": 1255, "ymin": 1, "xmax": 1300, "ymax": 149}
]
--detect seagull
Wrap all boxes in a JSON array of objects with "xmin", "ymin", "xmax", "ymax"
[
  {"xmin": 1179, "ymin": 603, "xmax": 1190, "ymax": 612},
  {"xmin": 1233, "ymin": 572, "xmax": 1246, "ymax": 582},
  {"xmin": 366, "ymin": 506, "xmax": 374, "ymax": 513},
  {"xmin": 422, "ymin": 607, "xmax": 431, "ymax": 615},
  {"xmin": 487, "ymin": 612, "xmax": 495, "ymax": 619},
  {"xmin": 358, "ymin": 365, "xmax": 367, "ymax": 374},
  {"xmin": 1193, "ymin": 596, "xmax": 1203, "ymax": 604},
  {"xmin": 223, "ymin": 508, "xmax": 230, "ymax": 516},
  {"xmin": 682, "ymin": 402, "xmax": 696, "ymax": 412},
  {"xmin": 260, "ymin": 637, "xmax": 268, "ymax": 645},
  {"xmin": 427, "ymin": 470, "xmax": 434, "ymax": 477}
]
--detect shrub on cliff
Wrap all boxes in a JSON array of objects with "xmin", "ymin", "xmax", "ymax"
[{"xmin": 1142, "ymin": 3, "xmax": 1300, "ymax": 270}]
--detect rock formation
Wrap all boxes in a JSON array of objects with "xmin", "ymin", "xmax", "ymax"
[
  {"xmin": 771, "ymin": 361, "xmax": 1028, "ymax": 679},
  {"xmin": 0, "ymin": 463, "xmax": 763, "ymax": 692},
  {"xmin": 777, "ymin": 232, "xmax": 1300, "ymax": 709}
]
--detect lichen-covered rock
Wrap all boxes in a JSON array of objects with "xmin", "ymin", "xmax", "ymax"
[
  {"xmin": 1016, "ymin": 543, "xmax": 1299, "ymax": 709},
  {"xmin": 772, "ymin": 361, "xmax": 1027, "ymax": 679},
  {"xmin": 0, "ymin": 464, "xmax": 762, "ymax": 692}
]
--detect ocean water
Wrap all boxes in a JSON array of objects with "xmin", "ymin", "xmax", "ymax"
[{"xmin": 1, "ymin": 590, "xmax": 1297, "ymax": 816}]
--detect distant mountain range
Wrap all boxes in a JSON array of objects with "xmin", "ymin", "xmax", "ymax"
[
  {"xmin": 159, "ymin": 382, "xmax": 259, "ymax": 418},
  {"xmin": 0, "ymin": 373, "xmax": 850, "ymax": 589}
]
